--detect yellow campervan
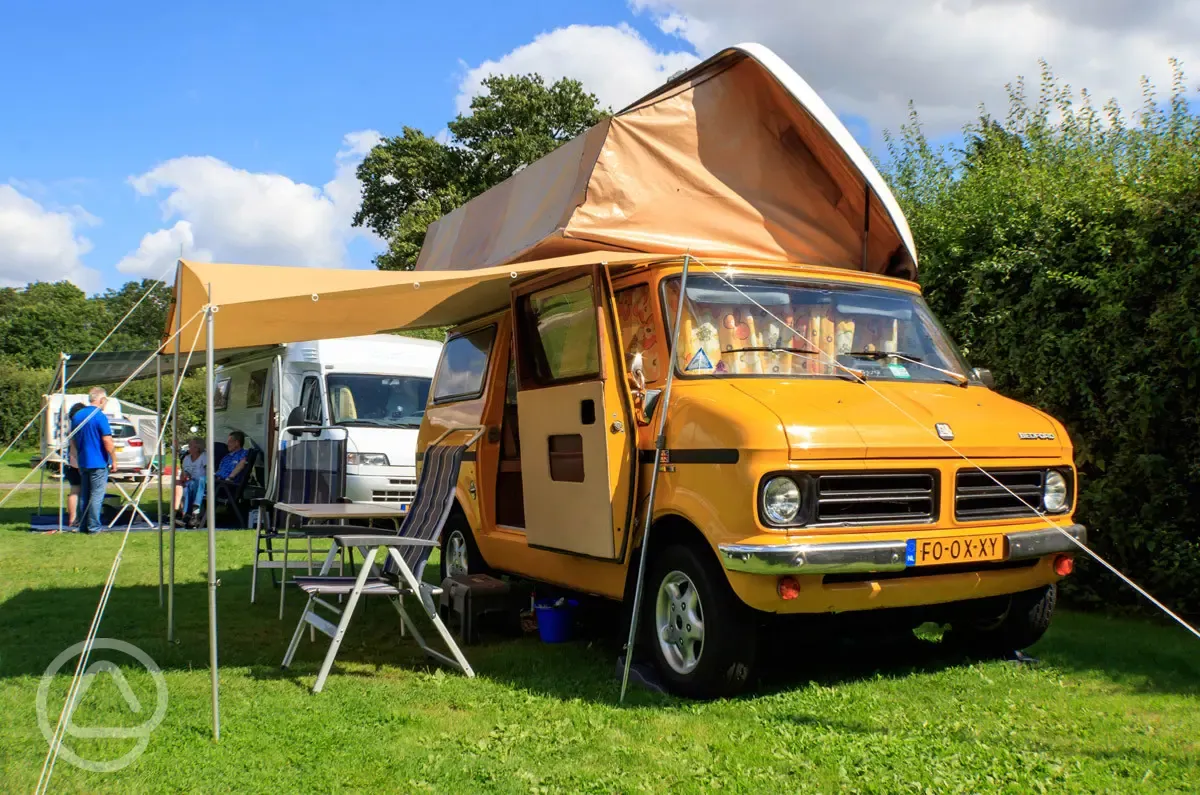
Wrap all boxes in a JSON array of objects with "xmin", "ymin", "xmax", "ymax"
[{"xmin": 414, "ymin": 45, "xmax": 1083, "ymax": 697}]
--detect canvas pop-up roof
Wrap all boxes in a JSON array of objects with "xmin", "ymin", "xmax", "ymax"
[{"xmin": 415, "ymin": 43, "xmax": 918, "ymax": 279}]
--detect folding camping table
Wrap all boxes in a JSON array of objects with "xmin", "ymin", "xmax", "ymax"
[
  {"xmin": 271, "ymin": 502, "xmax": 409, "ymax": 618},
  {"xmin": 107, "ymin": 470, "xmax": 157, "ymax": 529}
]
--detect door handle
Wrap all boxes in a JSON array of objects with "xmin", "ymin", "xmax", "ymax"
[{"xmin": 610, "ymin": 421, "xmax": 624, "ymax": 434}]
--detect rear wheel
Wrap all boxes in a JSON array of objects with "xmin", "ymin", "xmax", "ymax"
[
  {"xmin": 947, "ymin": 584, "xmax": 1057, "ymax": 655},
  {"xmin": 646, "ymin": 543, "xmax": 758, "ymax": 699}
]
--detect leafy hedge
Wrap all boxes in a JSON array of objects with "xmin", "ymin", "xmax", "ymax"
[{"xmin": 887, "ymin": 64, "xmax": 1200, "ymax": 612}]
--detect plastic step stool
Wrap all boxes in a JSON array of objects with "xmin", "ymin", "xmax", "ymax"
[{"xmin": 438, "ymin": 573, "xmax": 514, "ymax": 645}]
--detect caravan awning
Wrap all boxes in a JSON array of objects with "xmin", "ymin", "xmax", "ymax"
[
  {"xmin": 61, "ymin": 350, "xmax": 205, "ymax": 387},
  {"xmin": 167, "ymin": 252, "xmax": 661, "ymax": 352}
]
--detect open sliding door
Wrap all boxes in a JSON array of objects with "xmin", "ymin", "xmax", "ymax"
[{"xmin": 513, "ymin": 269, "xmax": 636, "ymax": 559}]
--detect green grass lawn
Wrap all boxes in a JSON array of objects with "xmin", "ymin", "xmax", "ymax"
[
  {"xmin": 0, "ymin": 508, "xmax": 1198, "ymax": 793},
  {"xmin": 0, "ymin": 447, "xmax": 40, "ymax": 485}
]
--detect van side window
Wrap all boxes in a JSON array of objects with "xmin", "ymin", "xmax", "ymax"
[
  {"xmin": 300, "ymin": 376, "xmax": 323, "ymax": 424},
  {"xmin": 518, "ymin": 275, "xmax": 600, "ymax": 385},
  {"xmin": 432, "ymin": 326, "xmax": 496, "ymax": 403},
  {"xmin": 614, "ymin": 284, "xmax": 663, "ymax": 383}
]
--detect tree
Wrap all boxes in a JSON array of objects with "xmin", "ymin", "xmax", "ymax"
[
  {"xmin": 884, "ymin": 61, "xmax": 1200, "ymax": 612},
  {"xmin": 0, "ymin": 282, "xmax": 109, "ymax": 368},
  {"xmin": 354, "ymin": 74, "xmax": 609, "ymax": 270},
  {"xmin": 97, "ymin": 279, "xmax": 173, "ymax": 351}
]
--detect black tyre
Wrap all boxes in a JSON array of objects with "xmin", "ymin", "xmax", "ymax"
[
  {"xmin": 645, "ymin": 543, "xmax": 758, "ymax": 699},
  {"xmin": 439, "ymin": 517, "xmax": 489, "ymax": 581},
  {"xmin": 948, "ymin": 584, "xmax": 1057, "ymax": 655}
]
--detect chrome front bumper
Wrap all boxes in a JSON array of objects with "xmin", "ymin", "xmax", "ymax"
[{"xmin": 718, "ymin": 524, "xmax": 1087, "ymax": 576}]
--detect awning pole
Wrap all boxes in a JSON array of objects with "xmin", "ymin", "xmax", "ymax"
[
  {"xmin": 156, "ymin": 354, "xmax": 164, "ymax": 605},
  {"xmin": 204, "ymin": 285, "xmax": 221, "ymax": 741},
  {"xmin": 58, "ymin": 354, "xmax": 67, "ymax": 531},
  {"xmin": 168, "ymin": 271, "xmax": 181, "ymax": 641},
  {"xmin": 620, "ymin": 253, "xmax": 691, "ymax": 703}
]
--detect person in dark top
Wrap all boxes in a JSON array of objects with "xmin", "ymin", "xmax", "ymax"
[
  {"xmin": 71, "ymin": 387, "xmax": 116, "ymax": 533},
  {"xmin": 64, "ymin": 402, "xmax": 86, "ymax": 527}
]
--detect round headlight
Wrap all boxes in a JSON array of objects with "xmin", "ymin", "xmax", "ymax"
[
  {"xmin": 1043, "ymin": 471, "xmax": 1068, "ymax": 513},
  {"xmin": 763, "ymin": 477, "xmax": 801, "ymax": 525}
]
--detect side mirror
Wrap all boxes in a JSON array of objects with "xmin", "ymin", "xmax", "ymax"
[
  {"xmin": 285, "ymin": 406, "xmax": 307, "ymax": 437},
  {"xmin": 971, "ymin": 367, "xmax": 995, "ymax": 388}
]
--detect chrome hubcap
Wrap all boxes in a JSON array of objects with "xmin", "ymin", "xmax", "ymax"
[
  {"xmin": 655, "ymin": 570, "xmax": 704, "ymax": 674},
  {"xmin": 446, "ymin": 531, "xmax": 468, "ymax": 576}
]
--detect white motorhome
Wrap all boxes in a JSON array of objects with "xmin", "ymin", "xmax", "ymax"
[
  {"xmin": 40, "ymin": 394, "xmax": 125, "ymax": 469},
  {"xmin": 214, "ymin": 335, "xmax": 442, "ymax": 506}
]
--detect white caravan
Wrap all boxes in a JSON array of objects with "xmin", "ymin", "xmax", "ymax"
[
  {"xmin": 213, "ymin": 335, "xmax": 442, "ymax": 506},
  {"xmin": 40, "ymin": 394, "xmax": 125, "ymax": 469}
]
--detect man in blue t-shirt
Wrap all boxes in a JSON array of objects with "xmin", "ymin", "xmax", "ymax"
[{"xmin": 69, "ymin": 387, "xmax": 115, "ymax": 533}]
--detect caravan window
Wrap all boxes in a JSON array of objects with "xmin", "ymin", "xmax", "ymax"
[
  {"xmin": 432, "ymin": 326, "xmax": 496, "ymax": 403},
  {"xmin": 327, "ymin": 374, "xmax": 431, "ymax": 428}
]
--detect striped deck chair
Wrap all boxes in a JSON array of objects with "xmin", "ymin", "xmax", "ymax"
[{"xmin": 281, "ymin": 426, "xmax": 483, "ymax": 694}]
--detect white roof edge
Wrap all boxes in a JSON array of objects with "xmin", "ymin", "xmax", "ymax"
[{"xmin": 623, "ymin": 43, "xmax": 918, "ymax": 268}]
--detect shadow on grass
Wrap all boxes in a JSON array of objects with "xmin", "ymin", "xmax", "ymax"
[{"xmin": 1, "ymin": 552, "xmax": 1196, "ymax": 704}]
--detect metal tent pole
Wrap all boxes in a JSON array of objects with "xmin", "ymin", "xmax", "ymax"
[
  {"xmin": 204, "ymin": 286, "xmax": 221, "ymax": 741},
  {"xmin": 57, "ymin": 354, "xmax": 67, "ymax": 531},
  {"xmin": 168, "ymin": 272, "xmax": 181, "ymax": 641},
  {"xmin": 156, "ymin": 354, "xmax": 164, "ymax": 605},
  {"xmin": 620, "ymin": 253, "xmax": 691, "ymax": 703}
]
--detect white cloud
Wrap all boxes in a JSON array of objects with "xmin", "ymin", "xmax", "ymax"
[
  {"xmin": 455, "ymin": 23, "xmax": 699, "ymax": 113},
  {"xmin": 115, "ymin": 220, "xmax": 212, "ymax": 276},
  {"xmin": 0, "ymin": 184, "xmax": 100, "ymax": 290},
  {"xmin": 123, "ymin": 130, "xmax": 383, "ymax": 274},
  {"xmin": 631, "ymin": 0, "xmax": 1200, "ymax": 132}
]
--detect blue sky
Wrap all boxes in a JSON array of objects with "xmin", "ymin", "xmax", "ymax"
[
  {"xmin": 1, "ymin": 1, "xmax": 1190, "ymax": 292},
  {"xmin": 0, "ymin": 1, "xmax": 690, "ymax": 290}
]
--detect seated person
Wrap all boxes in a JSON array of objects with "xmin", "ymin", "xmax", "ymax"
[
  {"xmin": 174, "ymin": 437, "xmax": 207, "ymax": 527},
  {"xmin": 216, "ymin": 430, "xmax": 250, "ymax": 487}
]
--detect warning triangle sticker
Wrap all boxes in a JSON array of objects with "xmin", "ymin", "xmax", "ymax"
[{"xmin": 685, "ymin": 349, "xmax": 713, "ymax": 371}]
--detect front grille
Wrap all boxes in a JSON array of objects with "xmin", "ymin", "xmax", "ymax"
[
  {"xmin": 955, "ymin": 469, "xmax": 1044, "ymax": 520},
  {"xmin": 371, "ymin": 490, "xmax": 413, "ymax": 506},
  {"xmin": 813, "ymin": 472, "xmax": 937, "ymax": 525}
]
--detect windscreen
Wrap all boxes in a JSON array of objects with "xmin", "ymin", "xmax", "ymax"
[
  {"xmin": 663, "ymin": 275, "xmax": 968, "ymax": 384},
  {"xmin": 325, "ymin": 374, "xmax": 432, "ymax": 428}
]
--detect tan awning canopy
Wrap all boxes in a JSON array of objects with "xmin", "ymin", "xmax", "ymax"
[
  {"xmin": 416, "ymin": 43, "xmax": 917, "ymax": 279},
  {"xmin": 166, "ymin": 252, "xmax": 660, "ymax": 352}
]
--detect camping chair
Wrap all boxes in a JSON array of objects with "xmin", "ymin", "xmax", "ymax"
[
  {"xmin": 215, "ymin": 447, "xmax": 261, "ymax": 527},
  {"xmin": 281, "ymin": 426, "xmax": 483, "ymax": 693},
  {"xmin": 250, "ymin": 428, "xmax": 351, "ymax": 610}
]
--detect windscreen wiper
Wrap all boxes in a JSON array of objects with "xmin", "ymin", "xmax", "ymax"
[
  {"xmin": 846, "ymin": 349, "xmax": 924, "ymax": 362},
  {"xmin": 722, "ymin": 346, "xmax": 819, "ymax": 356},
  {"xmin": 847, "ymin": 350, "xmax": 968, "ymax": 386}
]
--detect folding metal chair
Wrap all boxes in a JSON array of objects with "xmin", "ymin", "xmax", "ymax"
[
  {"xmin": 250, "ymin": 428, "xmax": 350, "ymax": 607},
  {"xmin": 281, "ymin": 426, "xmax": 483, "ymax": 693}
]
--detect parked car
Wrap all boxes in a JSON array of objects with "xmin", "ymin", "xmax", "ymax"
[{"xmin": 109, "ymin": 417, "xmax": 148, "ymax": 473}]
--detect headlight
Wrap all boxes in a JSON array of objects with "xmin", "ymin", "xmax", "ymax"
[
  {"xmin": 762, "ymin": 476, "xmax": 802, "ymax": 525},
  {"xmin": 347, "ymin": 452, "xmax": 390, "ymax": 467},
  {"xmin": 1043, "ymin": 470, "xmax": 1068, "ymax": 513}
]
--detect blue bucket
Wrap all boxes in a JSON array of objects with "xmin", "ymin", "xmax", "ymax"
[{"xmin": 533, "ymin": 599, "xmax": 578, "ymax": 643}]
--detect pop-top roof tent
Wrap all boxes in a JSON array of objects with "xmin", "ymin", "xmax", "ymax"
[
  {"xmin": 415, "ymin": 43, "xmax": 918, "ymax": 279},
  {"xmin": 168, "ymin": 44, "xmax": 919, "ymax": 351}
]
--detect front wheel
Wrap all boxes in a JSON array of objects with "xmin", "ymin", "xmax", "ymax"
[
  {"xmin": 645, "ymin": 543, "xmax": 758, "ymax": 699},
  {"xmin": 947, "ymin": 584, "xmax": 1057, "ymax": 655},
  {"xmin": 439, "ymin": 519, "xmax": 489, "ymax": 581}
]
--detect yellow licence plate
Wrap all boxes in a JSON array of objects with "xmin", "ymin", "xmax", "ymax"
[
  {"xmin": 114, "ymin": 445, "xmax": 125, "ymax": 452},
  {"xmin": 906, "ymin": 534, "xmax": 1005, "ymax": 567}
]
